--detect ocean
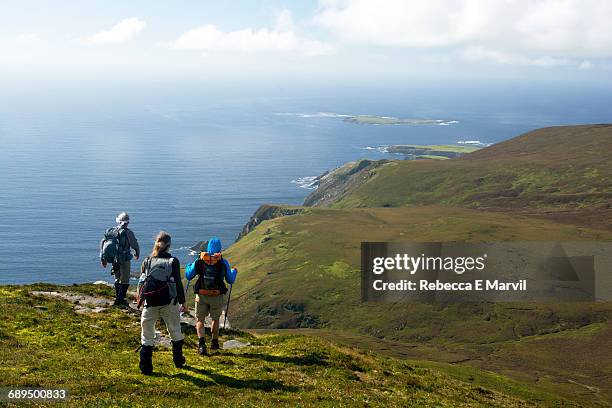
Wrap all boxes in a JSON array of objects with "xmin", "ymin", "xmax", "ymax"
[{"xmin": 1, "ymin": 80, "xmax": 611, "ymax": 284}]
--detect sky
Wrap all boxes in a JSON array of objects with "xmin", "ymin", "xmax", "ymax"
[{"xmin": 1, "ymin": 0, "xmax": 612, "ymax": 85}]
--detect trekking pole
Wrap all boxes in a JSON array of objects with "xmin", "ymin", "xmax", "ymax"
[
  {"xmin": 224, "ymin": 284, "xmax": 233, "ymax": 329},
  {"xmin": 184, "ymin": 255, "xmax": 197, "ymax": 299}
]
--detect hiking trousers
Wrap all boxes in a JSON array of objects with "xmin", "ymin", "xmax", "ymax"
[
  {"xmin": 141, "ymin": 302, "xmax": 184, "ymax": 346},
  {"xmin": 113, "ymin": 261, "xmax": 131, "ymax": 285}
]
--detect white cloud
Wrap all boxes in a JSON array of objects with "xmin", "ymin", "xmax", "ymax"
[
  {"xmin": 315, "ymin": 0, "xmax": 612, "ymax": 66},
  {"xmin": 170, "ymin": 10, "xmax": 333, "ymax": 56},
  {"xmin": 316, "ymin": 0, "xmax": 484, "ymax": 47},
  {"xmin": 84, "ymin": 17, "xmax": 145, "ymax": 45}
]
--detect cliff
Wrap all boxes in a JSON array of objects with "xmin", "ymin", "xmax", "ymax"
[
  {"xmin": 303, "ymin": 159, "xmax": 389, "ymax": 207},
  {"xmin": 236, "ymin": 204, "xmax": 304, "ymax": 241}
]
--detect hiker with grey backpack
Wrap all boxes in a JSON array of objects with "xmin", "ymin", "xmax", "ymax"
[
  {"xmin": 100, "ymin": 212, "xmax": 140, "ymax": 307},
  {"xmin": 136, "ymin": 231, "xmax": 188, "ymax": 375}
]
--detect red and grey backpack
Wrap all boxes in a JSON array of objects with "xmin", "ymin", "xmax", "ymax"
[{"xmin": 137, "ymin": 257, "xmax": 177, "ymax": 307}]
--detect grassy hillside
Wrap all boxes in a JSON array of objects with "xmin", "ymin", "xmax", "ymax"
[
  {"xmin": 227, "ymin": 206, "xmax": 612, "ymax": 332},
  {"xmin": 319, "ymin": 125, "xmax": 612, "ymax": 230},
  {"xmin": 0, "ymin": 284, "xmax": 551, "ymax": 407},
  {"xmin": 225, "ymin": 206, "xmax": 612, "ymax": 405}
]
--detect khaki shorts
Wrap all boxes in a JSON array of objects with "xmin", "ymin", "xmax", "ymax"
[{"xmin": 195, "ymin": 294, "xmax": 225, "ymax": 321}]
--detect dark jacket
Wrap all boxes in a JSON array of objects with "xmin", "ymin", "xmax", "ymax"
[
  {"xmin": 192, "ymin": 258, "xmax": 230, "ymax": 294},
  {"xmin": 140, "ymin": 251, "xmax": 185, "ymax": 304},
  {"xmin": 119, "ymin": 226, "xmax": 140, "ymax": 259}
]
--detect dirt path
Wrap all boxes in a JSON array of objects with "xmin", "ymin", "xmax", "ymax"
[{"xmin": 30, "ymin": 289, "xmax": 232, "ymax": 348}]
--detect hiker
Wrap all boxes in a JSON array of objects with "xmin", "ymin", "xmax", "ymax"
[
  {"xmin": 100, "ymin": 212, "xmax": 140, "ymax": 307},
  {"xmin": 186, "ymin": 237, "xmax": 237, "ymax": 355},
  {"xmin": 137, "ymin": 231, "xmax": 188, "ymax": 375}
]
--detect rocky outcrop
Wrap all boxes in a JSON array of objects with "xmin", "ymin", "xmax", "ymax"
[
  {"xmin": 303, "ymin": 159, "xmax": 389, "ymax": 207},
  {"xmin": 190, "ymin": 241, "xmax": 209, "ymax": 252},
  {"xmin": 236, "ymin": 204, "xmax": 304, "ymax": 241}
]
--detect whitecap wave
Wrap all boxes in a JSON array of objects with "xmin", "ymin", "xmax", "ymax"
[
  {"xmin": 275, "ymin": 112, "xmax": 352, "ymax": 118},
  {"xmin": 457, "ymin": 140, "xmax": 493, "ymax": 147},
  {"xmin": 364, "ymin": 145, "xmax": 389, "ymax": 153},
  {"xmin": 175, "ymin": 245, "xmax": 201, "ymax": 256},
  {"xmin": 437, "ymin": 120, "xmax": 460, "ymax": 126},
  {"xmin": 291, "ymin": 176, "xmax": 319, "ymax": 189}
]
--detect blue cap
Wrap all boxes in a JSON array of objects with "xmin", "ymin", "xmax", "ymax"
[{"xmin": 207, "ymin": 237, "xmax": 222, "ymax": 254}]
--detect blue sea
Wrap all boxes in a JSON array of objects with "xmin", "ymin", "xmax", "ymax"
[{"xmin": 1, "ymin": 80, "xmax": 611, "ymax": 284}]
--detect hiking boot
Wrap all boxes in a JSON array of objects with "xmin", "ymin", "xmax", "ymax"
[
  {"xmin": 198, "ymin": 337, "xmax": 207, "ymax": 356},
  {"xmin": 139, "ymin": 345, "xmax": 153, "ymax": 375},
  {"xmin": 172, "ymin": 340, "xmax": 186, "ymax": 368},
  {"xmin": 116, "ymin": 284, "xmax": 130, "ymax": 304},
  {"xmin": 113, "ymin": 299, "xmax": 129, "ymax": 309},
  {"xmin": 211, "ymin": 338, "xmax": 220, "ymax": 350}
]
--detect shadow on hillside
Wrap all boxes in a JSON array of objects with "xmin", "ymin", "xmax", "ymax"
[
  {"xmin": 235, "ymin": 352, "xmax": 330, "ymax": 367},
  {"xmin": 152, "ymin": 371, "xmax": 215, "ymax": 388},
  {"xmin": 174, "ymin": 366, "xmax": 299, "ymax": 392}
]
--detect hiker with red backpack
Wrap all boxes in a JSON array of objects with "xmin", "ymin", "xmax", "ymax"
[
  {"xmin": 100, "ymin": 212, "xmax": 140, "ymax": 307},
  {"xmin": 186, "ymin": 237, "xmax": 237, "ymax": 355},
  {"xmin": 136, "ymin": 231, "xmax": 188, "ymax": 375}
]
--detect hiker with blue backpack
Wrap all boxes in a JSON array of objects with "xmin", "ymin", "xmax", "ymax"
[
  {"xmin": 100, "ymin": 212, "xmax": 140, "ymax": 307},
  {"xmin": 186, "ymin": 237, "xmax": 237, "ymax": 355},
  {"xmin": 136, "ymin": 231, "xmax": 188, "ymax": 375}
]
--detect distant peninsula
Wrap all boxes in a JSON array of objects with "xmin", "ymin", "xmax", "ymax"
[
  {"xmin": 277, "ymin": 112, "xmax": 460, "ymax": 126},
  {"xmin": 379, "ymin": 144, "xmax": 480, "ymax": 160},
  {"xmin": 343, "ymin": 115, "xmax": 459, "ymax": 126}
]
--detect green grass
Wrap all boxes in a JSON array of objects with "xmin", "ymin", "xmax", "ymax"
[
  {"xmin": 227, "ymin": 205, "xmax": 612, "ymax": 333},
  {"xmin": 422, "ymin": 144, "xmax": 480, "ymax": 153},
  {"xmin": 388, "ymin": 144, "xmax": 480, "ymax": 154},
  {"xmin": 0, "ymin": 285, "xmax": 549, "ymax": 407},
  {"xmin": 413, "ymin": 154, "xmax": 450, "ymax": 160}
]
